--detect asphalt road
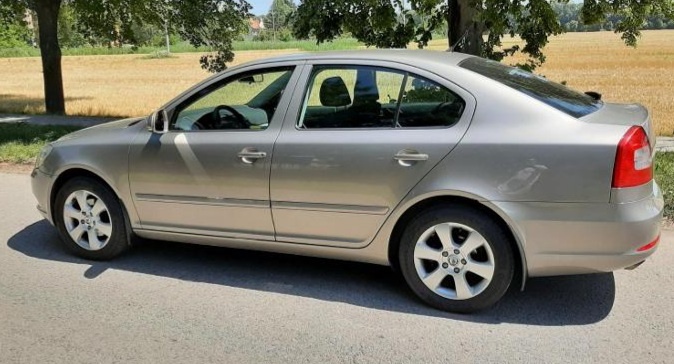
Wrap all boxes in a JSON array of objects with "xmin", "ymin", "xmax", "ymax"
[{"xmin": 1, "ymin": 172, "xmax": 672, "ymax": 363}]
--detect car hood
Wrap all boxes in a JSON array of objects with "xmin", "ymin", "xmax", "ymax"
[{"xmin": 57, "ymin": 117, "xmax": 146, "ymax": 142}]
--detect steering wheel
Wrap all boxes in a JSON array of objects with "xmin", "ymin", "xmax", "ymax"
[
  {"xmin": 212, "ymin": 105, "xmax": 249, "ymax": 129},
  {"xmin": 190, "ymin": 121, "xmax": 205, "ymax": 130}
]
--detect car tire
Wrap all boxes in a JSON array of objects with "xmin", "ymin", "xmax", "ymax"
[
  {"xmin": 53, "ymin": 177, "xmax": 131, "ymax": 260},
  {"xmin": 398, "ymin": 206, "xmax": 514, "ymax": 313}
]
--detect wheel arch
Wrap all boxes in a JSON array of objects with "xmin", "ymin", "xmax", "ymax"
[
  {"xmin": 387, "ymin": 195, "xmax": 527, "ymax": 290},
  {"xmin": 49, "ymin": 168, "xmax": 133, "ymax": 234}
]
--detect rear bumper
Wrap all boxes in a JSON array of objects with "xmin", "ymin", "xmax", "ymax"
[{"xmin": 494, "ymin": 182, "xmax": 664, "ymax": 277}]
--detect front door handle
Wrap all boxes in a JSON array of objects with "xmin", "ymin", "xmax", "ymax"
[
  {"xmin": 238, "ymin": 148, "xmax": 267, "ymax": 164},
  {"xmin": 394, "ymin": 150, "xmax": 429, "ymax": 166}
]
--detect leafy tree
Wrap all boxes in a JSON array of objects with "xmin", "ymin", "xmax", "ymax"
[
  {"xmin": 293, "ymin": 0, "xmax": 674, "ymax": 70},
  {"xmin": 266, "ymin": 0, "xmax": 296, "ymax": 29},
  {"xmin": 0, "ymin": 0, "xmax": 251, "ymax": 115},
  {"xmin": 57, "ymin": 3, "xmax": 86, "ymax": 48},
  {"xmin": 0, "ymin": 12, "xmax": 32, "ymax": 48},
  {"xmin": 263, "ymin": 0, "xmax": 296, "ymax": 41},
  {"xmin": 553, "ymin": 2, "xmax": 674, "ymax": 32}
]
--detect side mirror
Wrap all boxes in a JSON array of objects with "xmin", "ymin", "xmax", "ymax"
[
  {"xmin": 147, "ymin": 109, "xmax": 169, "ymax": 133},
  {"xmin": 238, "ymin": 74, "xmax": 264, "ymax": 84}
]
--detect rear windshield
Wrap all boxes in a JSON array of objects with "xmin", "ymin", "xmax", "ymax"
[{"xmin": 459, "ymin": 57, "xmax": 602, "ymax": 118}]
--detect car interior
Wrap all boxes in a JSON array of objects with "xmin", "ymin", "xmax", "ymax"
[
  {"xmin": 172, "ymin": 70, "xmax": 293, "ymax": 131},
  {"xmin": 173, "ymin": 66, "xmax": 466, "ymax": 131},
  {"xmin": 300, "ymin": 68, "xmax": 466, "ymax": 129}
]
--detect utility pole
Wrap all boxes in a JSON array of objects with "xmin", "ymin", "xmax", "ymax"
[
  {"xmin": 164, "ymin": 19, "xmax": 170, "ymax": 54},
  {"xmin": 271, "ymin": 2, "xmax": 276, "ymax": 42},
  {"xmin": 164, "ymin": 0, "xmax": 171, "ymax": 54}
]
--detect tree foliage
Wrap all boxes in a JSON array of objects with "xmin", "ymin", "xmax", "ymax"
[
  {"xmin": 67, "ymin": 0, "xmax": 251, "ymax": 72},
  {"xmin": 265, "ymin": 0, "xmax": 296, "ymax": 29},
  {"xmin": 0, "ymin": 11, "xmax": 32, "ymax": 48},
  {"xmin": 293, "ymin": 0, "xmax": 674, "ymax": 70},
  {"xmin": 554, "ymin": 2, "xmax": 674, "ymax": 32},
  {"xmin": 254, "ymin": 0, "xmax": 298, "ymax": 42}
]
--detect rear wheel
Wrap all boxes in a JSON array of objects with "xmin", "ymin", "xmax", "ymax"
[
  {"xmin": 399, "ymin": 206, "xmax": 514, "ymax": 313},
  {"xmin": 53, "ymin": 177, "xmax": 130, "ymax": 260}
]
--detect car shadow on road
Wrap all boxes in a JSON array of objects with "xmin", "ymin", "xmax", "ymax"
[{"xmin": 8, "ymin": 220, "xmax": 616, "ymax": 326}]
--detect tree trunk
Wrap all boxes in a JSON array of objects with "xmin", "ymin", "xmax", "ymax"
[
  {"xmin": 33, "ymin": 0, "xmax": 65, "ymax": 115},
  {"xmin": 447, "ymin": 0, "xmax": 482, "ymax": 56}
]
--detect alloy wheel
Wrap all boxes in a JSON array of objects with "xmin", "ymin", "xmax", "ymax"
[
  {"xmin": 413, "ymin": 222, "xmax": 495, "ymax": 300},
  {"xmin": 62, "ymin": 190, "xmax": 113, "ymax": 251}
]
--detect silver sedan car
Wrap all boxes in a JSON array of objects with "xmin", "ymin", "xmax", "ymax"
[{"xmin": 31, "ymin": 50, "xmax": 664, "ymax": 313}]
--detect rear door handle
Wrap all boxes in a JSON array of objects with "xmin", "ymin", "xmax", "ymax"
[
  {"xmin": 393, "ymin": 149, "xmax": 428, "ymax": 167},
  {"xmin": 394, "ymin": 150, "xmax": 429, "ymax": 166},
  {"xmin": 238, "ymin": 148, "xmax": 267, "ymax": 164},
  {"xmin": 394, "ymin": 152, "xmax": 429, "ymax": 161}
]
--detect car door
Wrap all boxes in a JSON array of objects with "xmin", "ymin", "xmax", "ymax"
[
  {"xmin": 128, "ymin": 64, "xmax": 301, "ymax": 240},
  {"xmin": 270, "ymin": 61, "xmax": 476, "ymax": 247}
]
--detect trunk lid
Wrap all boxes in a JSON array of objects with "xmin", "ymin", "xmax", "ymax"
[{"xmin": 581, "ymin": 103, "xmax": 655, "ymax": 150}]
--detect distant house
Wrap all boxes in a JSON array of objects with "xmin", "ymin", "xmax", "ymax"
[
  {"xmin": 23, "ymin": 9, "xmax": 37, "ymax": 47},
  {"xmin": 248, "ymin": 17, "xmax": 265, "ymax": 39}
]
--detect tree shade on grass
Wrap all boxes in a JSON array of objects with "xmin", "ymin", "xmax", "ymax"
[{"xmin": 0, "ymin": 123, "xmax": 81, "ymax": 164}]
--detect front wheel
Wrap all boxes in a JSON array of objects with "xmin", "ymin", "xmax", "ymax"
[
  {"xmin": 399, "ymin": 206, "xmax": 514, "ymax": 313},
  {"xmin": 53, "ymin": 177, "xmax": 131, "ymax": 260}
]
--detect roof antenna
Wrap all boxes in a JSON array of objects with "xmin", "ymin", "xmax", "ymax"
[{"xmin": 448, "ymin": 28, "xmax": 470, "ymax": 52}]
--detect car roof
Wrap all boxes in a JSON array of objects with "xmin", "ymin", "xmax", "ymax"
[{"xmin": 240, "ymin": 49, "xmax": 476, "ymax": 69}]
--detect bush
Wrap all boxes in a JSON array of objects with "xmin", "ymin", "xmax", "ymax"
[
  {"xmin": 143, "ymin": 50, "xmax": 175, "ymax": 59},
  {"xmin": 0, "ymin": 47, "xmax": 39, "ymax": 57},
  {"xmin": 655, "ymin": 152, "xmax": 674, "ymax": 221}
]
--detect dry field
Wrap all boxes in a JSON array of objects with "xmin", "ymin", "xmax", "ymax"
[
  {"xmin": 1, "ymin": 30, "xmax": 673, "ymax": 135},
  {"xmin": 0, "ymin": 50, "xmax": 297, "ymax": 118}
]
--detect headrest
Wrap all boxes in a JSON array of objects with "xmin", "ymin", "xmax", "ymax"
[
  {"xmin": 354, "ymin": 69, "xmax": 379, "ymax": 102},
  {"xmin": 412, "ymin": 78, "xmax": 432, "ymax": 89},
  {"xmin": 320, "ymin": 77, "xmax": 352, "ymax": 107}
]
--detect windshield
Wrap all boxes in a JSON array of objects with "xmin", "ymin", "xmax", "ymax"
[{"xmin": 459, "ymin": 57, "xmax": 602, "ymax": 118}]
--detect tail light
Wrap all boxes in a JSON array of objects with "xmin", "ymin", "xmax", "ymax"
[{"xmin": 612, "ymin": 126, "xmax": 653, "ymax": 188}]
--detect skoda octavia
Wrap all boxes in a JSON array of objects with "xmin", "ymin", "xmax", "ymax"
[{"xmin": 31, "ymin": 50, "xmax": 664, "ymax": 313}]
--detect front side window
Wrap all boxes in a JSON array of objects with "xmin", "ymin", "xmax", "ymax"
[
  {"xmin": 172, "ymin": 67, "xmax": 294, "ymax": 131},
  {"xmin": 298, "ymin": 66, "xmax": 465, "ymax": 129}
]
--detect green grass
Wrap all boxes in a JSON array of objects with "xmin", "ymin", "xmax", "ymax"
[
  {"xmin": 0, "ymin": 38, "xmax": 363, "ymax": 58},
  {"xmin": 0, "ymin": 123, "xmax": 81, "ymax": 164},
  {"xmin": 655, "ymin": 152, "xmax": 674, "ymax": 221}
]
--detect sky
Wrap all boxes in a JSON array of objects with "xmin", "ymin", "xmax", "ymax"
[{"xmin": 248, "ymin": 0, "xmax": 273, "ymax": 15}]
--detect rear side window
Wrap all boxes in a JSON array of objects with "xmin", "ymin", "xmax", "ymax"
[
  {"xmin": 298, "ymin": 65, "xmax": 465, "ymax": 129},
  {"xmin": 459, "ymin": 57, "xmax": 601, "ymax": 118}
]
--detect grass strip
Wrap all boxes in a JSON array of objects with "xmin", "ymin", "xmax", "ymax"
[{"xmin": 0, "ymin": 123, "xmax": 81, "ymax": 164}]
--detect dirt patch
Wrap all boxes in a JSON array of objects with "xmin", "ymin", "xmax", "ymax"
[{"xmin": 0, "ymin": 162, "xmax": 33, "ymax": 174}]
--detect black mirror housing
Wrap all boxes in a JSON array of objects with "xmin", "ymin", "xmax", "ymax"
[{"xmin": 147, "ymin": 109, "xmax": 169, "ymax": 133}]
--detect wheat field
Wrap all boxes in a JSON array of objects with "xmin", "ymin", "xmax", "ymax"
[{"xmin": 1, "ymin": 30, "xmax": 673, "ymax": 135}]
